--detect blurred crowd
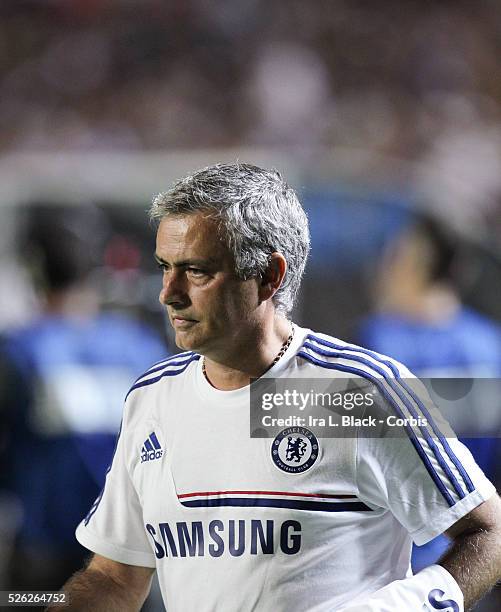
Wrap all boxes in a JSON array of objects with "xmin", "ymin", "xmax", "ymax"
[
  {"xmin": 1, "ymin": 0, "xmax": 501, "ymax": 160},
  {"xmin": 3, "ymin": 0, "xmax": 501, "ymax": 240}
]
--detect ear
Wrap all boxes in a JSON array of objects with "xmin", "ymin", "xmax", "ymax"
[{"xmin": 258, "ymin": 252, "xmax": 287, "ymax": 302}]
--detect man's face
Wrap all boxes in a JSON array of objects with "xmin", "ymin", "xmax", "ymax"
[{"xmin": 155, "ymin": 212, "xmax": 260, "ymax": 356}]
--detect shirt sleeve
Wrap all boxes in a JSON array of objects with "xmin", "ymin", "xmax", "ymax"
[
  {"xmin": 355, "ymin": 374, "xmax": 497, "ymax": 546},
  {"xmin": 75, "ymin": 401, "xmax": 156, "ymax": 568}
]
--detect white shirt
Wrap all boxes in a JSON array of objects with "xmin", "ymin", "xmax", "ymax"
[{"xmin": 76, "ymin": 326, "xmax": 495, "ymax": 611}]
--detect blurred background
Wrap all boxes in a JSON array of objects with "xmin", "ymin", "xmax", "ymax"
[{"xmin": 0, "ymin": 0, "xmax": 500, "ymax": 610}]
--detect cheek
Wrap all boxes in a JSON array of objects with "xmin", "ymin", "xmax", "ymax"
[
  {"xmin": 193, "ymin": 279, "xmax": 259, "ymax": 322},
  {"xmin": 190, "ymin": 287, "xmax": 221, "ymax": 320},
  {"xmin": 225, "ymin": 283, "xmax": 260, "ymax": 317}
]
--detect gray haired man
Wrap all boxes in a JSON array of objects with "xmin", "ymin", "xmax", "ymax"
[{"xmin": 51, "ymin": 164, "xmax": 501, "ymax": 612}]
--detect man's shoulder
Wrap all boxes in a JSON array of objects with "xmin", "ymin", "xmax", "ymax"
[
  {"xmin": 125, "ymin": 351, "xmax": 201, "ymax": 401},
  {"xmin": 296, "ymin": 328, "xmax": 412, "ymax": 378}
]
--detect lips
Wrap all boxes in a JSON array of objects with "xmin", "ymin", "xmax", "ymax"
[{"xmin": 171, "ymin": 316, "xmax": 198, "ymax": 328}]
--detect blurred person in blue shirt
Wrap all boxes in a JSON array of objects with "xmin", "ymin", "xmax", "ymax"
[
  {"xmin": 358, "ymin": 213, "xmax": 501, "ymax": 574},
  {"xmin": 0, "ymin": 205, "xmax": 167, "ymax": 591}
]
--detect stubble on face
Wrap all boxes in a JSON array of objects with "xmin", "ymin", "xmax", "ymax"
[{"xmin": 156, "ymin": 213, "xmax": 260, "ymax": 358}]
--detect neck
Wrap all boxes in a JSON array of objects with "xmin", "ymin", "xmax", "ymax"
[{"xmin": 203, "ymin": 316, "xmax": 293, "ymax": 391}]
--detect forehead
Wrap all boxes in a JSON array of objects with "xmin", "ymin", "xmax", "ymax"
[{"xmin": 155, "ymin": 212, "xmax": 230, "ymax": 263}]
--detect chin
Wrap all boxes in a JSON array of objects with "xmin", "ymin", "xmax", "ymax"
[{"xmin": 174, "ymin": 330, "xmax": 203, "ymax": 352}]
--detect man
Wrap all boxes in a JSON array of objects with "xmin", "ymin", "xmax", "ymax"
[{"xmin": 51, "ymin": 164, "xmax": 501, "ymax": 611}]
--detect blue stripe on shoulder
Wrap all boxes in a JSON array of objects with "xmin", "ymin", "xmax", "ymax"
[
  {"xmin": 126, "ymin": 353, "xmax": 200, "ymax": 400},
  {"xmin": 298, "ymin": 348, "xmax": 457, "ymax": 507},
  {"xmin": 132, "ymin": 352, "xmax": 195, "ymax": 385},
  {"xmin": 138, "ymin": 353, "xmax": 196, "ymax": 380},
  {"xmin": 306, "ymin": 334, "xmax": 474, "ymax": 495},
  {"xmin": 85, "ymin": 353, "xmax": 199, "ymax": 525},
  {"xmin": 147, "ymin": 350, "xmax": 194, "ymax": 370}
]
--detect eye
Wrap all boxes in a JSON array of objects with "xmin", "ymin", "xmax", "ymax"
[
  {"xmin": 156, "ymin": 262, "xmax": 169, "ymax": 272},
  {"xmin": 187, "ymin": 267, "xmax": 206, "ymax": 277}
]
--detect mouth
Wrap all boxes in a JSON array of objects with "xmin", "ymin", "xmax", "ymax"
[{"xmin": 171, "ymin": 316, "xmax": 198, "ymax": 329}]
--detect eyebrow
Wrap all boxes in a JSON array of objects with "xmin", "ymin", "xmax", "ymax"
[{"xmin": 154, "ymin": 254, "xmax": 217, "ymax": 267}]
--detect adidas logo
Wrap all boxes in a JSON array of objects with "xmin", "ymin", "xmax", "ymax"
[{"xmin": 141, "ymin": 432, "xmax": 163, "ymax": 463}]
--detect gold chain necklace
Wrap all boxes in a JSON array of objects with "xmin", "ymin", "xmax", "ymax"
[{"xmin": 202, "ymin": 325, "xmax": 295, "ymax": 381}]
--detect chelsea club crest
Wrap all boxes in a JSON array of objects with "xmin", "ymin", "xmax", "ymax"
[{"xmin": 271, "ymin": 427, "xmax": 319, "ymax": 474}]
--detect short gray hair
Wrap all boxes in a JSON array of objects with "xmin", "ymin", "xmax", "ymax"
[{"xmin": 150, "ymin": 163, "xmax": 310, "ymax": 316}]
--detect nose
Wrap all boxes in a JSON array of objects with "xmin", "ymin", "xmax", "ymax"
[{"xmin": 159, "ymin": 269, "xmax": 188, "ymax": 306}]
